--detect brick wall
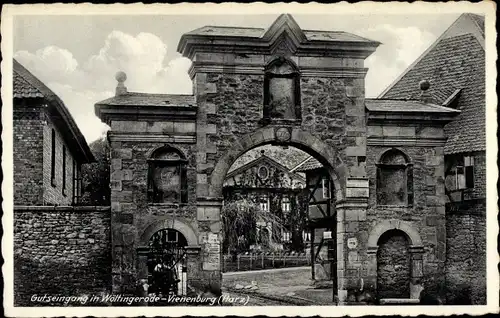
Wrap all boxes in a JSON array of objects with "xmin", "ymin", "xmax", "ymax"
[
  {"xmin": 13, "ymin": 102, "xmax": 44, "ymax": 205},
  {"xmin": 42, "ymin": 114, "xmax": 78, "ymax": 205},
  {"xmin": 14, "ymin": 206, "xmax": 111, "ymax": 306},
  {"xmin": 445, "ymin": 200, "xmax": 486, "ymax": 304}
]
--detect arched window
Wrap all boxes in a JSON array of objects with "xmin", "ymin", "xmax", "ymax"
[
  {"xmin": 376, "ymin": 149, "xmax": 413, "ymax": 206},
  {"xmin": 263, "ymin": 57, "xmax": 301, "ymax": 122},
  {"xmin": 148, "ymin": 146, "xmax": 188, "ymax": 203}
]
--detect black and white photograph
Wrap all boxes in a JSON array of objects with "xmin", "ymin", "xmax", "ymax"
[{"xmin": 1, "ymin": 2, "xmax": 497, "ymax": 317}]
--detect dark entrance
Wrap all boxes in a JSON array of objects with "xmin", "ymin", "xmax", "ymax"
[
  {"xmin": 376, "ymin": 230, "xmax": 411, "ymax": 298},
  {"xmin": 146, "ymin": 229, "xmax": 188, "ymax": 296}
]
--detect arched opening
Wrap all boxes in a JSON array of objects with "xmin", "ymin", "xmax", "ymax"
[
  {"xmin": 146, "ymin": 228, "xmax": 188, "ymax": 297},
  {"xmin": 220, "ymin": 142, "xmax": 338, "ymax": 294},
  {"xmin": 376, "ymin": 148, "xmax": 413, "ymax": 206},
  {"xmin": 147, "ymin": 145, "xmax": 188, "ymax": 204},
  {"xmin": 376, "ymin": 229, "xmax": 411, "ymax": 298}
]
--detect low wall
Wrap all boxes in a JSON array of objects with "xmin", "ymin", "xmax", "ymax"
[
  {"xmin": 14, "ymin": 206, "xmax": 111, "ymax": 306},
  {"xmin": 445, "ymin": 199, "xmax": 486, "ymax": 305}
]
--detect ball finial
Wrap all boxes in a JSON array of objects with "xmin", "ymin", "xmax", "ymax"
[
  {"xmin": 419, "ymin": 79, "xmax": 430, "ymax": 91},
  {"xmin": 115, "ymin": 71, "xmax": 127, "ymax": 83}
]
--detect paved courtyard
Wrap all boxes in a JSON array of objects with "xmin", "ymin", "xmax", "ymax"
[{"xmin": 222, "ymin": 267, "xmax": 335, "ymax": 305}]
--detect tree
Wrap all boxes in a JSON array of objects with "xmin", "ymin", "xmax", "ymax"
[
  {"xmin": 221, "ymin": 200, "xmax": 285, "ymax": 255},
  {"xmin": 80, "ymin": 137, "xmax": 110, "ymax": 205}
]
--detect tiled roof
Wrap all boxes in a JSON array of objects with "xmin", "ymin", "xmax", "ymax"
[
  {"xmin": 96, "ymin": 93, "xmax": 196, "ymax": 107},
  {"xmin": 365, "ymin": 99, "xmax": 460, "ymax": 113},
  {"xmin": 292, "ymin": 156, "xmax": 322, "ymax": 172},
  {"xmin": 13, "ymin": 70, "xmax": 44, "ymax": 98},
  {"xmin": 381, "ymin": 30, "xmax": 485, "ymax": 154},
  {"xmin": 185, "ymin": 25, "xmax": 374, "ymax": 43}
]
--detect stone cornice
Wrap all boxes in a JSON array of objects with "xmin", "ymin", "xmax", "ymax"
[
  {"xmin": 367, "ymin": 136, "xmax": 447, "ymax": 147},
  {"xmin": 300, "ymin": 67, "xmax": 368, "ymax": 78},
  {"xmin": 96, "ymin": 104, "xmax": 197, "ymax": 124},
  {"xmin": 107, "ymin": 132, "xmax": 196, "ymax": 143},
  {"xmin": 188, "ymin": 62, "xmax": 368, "ymax": 79},
  {"xmin": 188, "ymin": 63, "xmax": 264, "ymax": 78}
]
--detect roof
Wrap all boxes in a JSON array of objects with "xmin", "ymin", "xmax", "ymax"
[
  {"xmin": 95, "ymin": 92, "xmax": 196, "ymax": 107},
  {"xmin": 178, "ymin": 14, "xmax": 379, "ymax": 59},
  {"xmin": 379, "ymin": 13, "xmax": 485, "ymax": 154},
  {"xmin": 365, "ymin": 99, "xmax": 460, "ymax": 113},
  {"xmin": 291, "ymin": 156, "xmax": 323, "ymax": 172},
  {"xmin": 225, "ymin": 154, "xmax": 305, "ymax": 182},
  {"xmin": 186, "ymin": 25, "xmax": 375, "ymax": 43},
  {"xmin": 13, "ymin": 59, "xmax": 95, "ymax": 163}
]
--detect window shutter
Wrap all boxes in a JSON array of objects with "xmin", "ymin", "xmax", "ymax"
[
  {"xmin": 407, "ymin": 165, "xmax": 414, "ymax": 206},
  {"xmin": 465, "ymin": 165, "xmax": 474, "ymax": 189},
  {"xmin": 180, "ymin": 164, "xmax": 188, "ymax": 203}
]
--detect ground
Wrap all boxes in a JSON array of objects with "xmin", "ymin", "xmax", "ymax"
[{"xmin": 222, "ymin": 266, "xmax": 335, "ymax": 306}]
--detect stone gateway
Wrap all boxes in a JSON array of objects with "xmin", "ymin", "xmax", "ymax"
[
  {"xmin": 13, "ymin": 13, "xmax": 486, "ymax": 306},
  {"xmin": 94, "ymin": 14, "xmax": 462, "ymax": 303}
]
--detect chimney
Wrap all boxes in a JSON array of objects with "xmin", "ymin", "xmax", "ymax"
[
  {"xmin": 419, "ymin": 79, "xmax": 434, "ymax": 103},
  {"xmin": 115, "ymin": 71, "xmax": 128, "ymax": 96},
  {"xmin": 260, "ymin": 150, "xmax": 265, "ymax": 156}
]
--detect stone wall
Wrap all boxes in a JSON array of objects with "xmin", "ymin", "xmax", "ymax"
[
  {"xmin": 363, "ymin": 145, "xmax": 447, "ymax": 296},
  {"xmin": 14, "ymin": 206, "xmax": 111, "ymax": 306},
  {"xmin": 445, "ymin": 200, "xmax": 486, "ymax": 304},
  {"xmin": 13, "ymin": 103, "xmax": 44, "ymax": 205}
]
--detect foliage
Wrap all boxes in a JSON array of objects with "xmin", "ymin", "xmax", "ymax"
[
  {"xmin": 80, "ymin": 137, "xmax": 110, "ymax": 206},
  {"xmin": 221, "ymin": 200, "xmax": 286, "ymax": 254}
]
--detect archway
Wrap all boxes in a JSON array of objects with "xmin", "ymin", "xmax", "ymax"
[
  {"xmin": 146, "ymin": 228, "xmax": 188, "ymax": 297},
  {"xmin": 211, "ymin": 128, "xmax": 343, "ymax": 296},
  {"xmin": 376, "ymin": 229, "xmax": 411, "ymax": 298},
  {"xmin": 366, "ymin": 220, "xmax": 425, "ymax": 300}
]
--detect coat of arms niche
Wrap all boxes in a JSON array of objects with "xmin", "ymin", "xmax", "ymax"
[{"xmin": 263, "ymin": 57, "xmax": 301, "ymax": 123}]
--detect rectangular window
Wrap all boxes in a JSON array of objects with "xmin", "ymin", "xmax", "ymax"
[
  {"xmin": 51, "ymin": 129, "xmax": 56, "ymax": 186},
  {"xmin": 259, "ymin": 196, "xmax": 269, "ymax": 212},
  {"xmin": 62, "ymin": 146, "xmax": 67, "ymax": 195},
  {"xmin": 322, "ymin": 178, "xmax": 330, "ymax": 199},
  {"xmin": 464, "ymin": 155, "xmax": 474, "ymax": 189},
  {"xmin": 72, "ymin": 159, "xmax": 76, "ymax": 204}
]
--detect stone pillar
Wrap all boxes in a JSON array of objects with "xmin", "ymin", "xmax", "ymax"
[
  {"xmin": 336, "ymin": 179, "xmax": 369, "ymax": 305},
  {"xmin": 196, "ymin": 199, "xmax": 223, "ymax": 288},
  {"xmin": 409, "ymin": 245, "xmax": 425, "ymax": 299}
]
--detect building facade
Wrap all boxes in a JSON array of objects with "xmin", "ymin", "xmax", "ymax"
[
  {"xmin": 12, "ymin": 13, "xmax": 487, "ymax": 306},
  {"xmin": 379, "ymin": 13, "xmax": 486, "ymax": 304},
  {"xmin": 94, "ymin": 14, "xmax": 473, "ymax": 304},
  {"xmin": 13, "ymin": 59, "xmax": 111, "ymax": 306}
]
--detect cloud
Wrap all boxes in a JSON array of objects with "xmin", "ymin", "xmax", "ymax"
[
  {"xmin": 360, "ymin": 24, "xmax": 435, "ymax": 97},
  {"xmin": 14, "ymin": 31, "xmax": 193, "ymax": 143}
]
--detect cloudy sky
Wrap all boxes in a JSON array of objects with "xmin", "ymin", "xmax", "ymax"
[{"xmin": 13, "ymin": 12, "xmax": 464, "ymax": 143}]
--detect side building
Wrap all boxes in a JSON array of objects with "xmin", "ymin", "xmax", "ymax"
[
  {"xmin": 13, "ymin": 59, "xmax": 110, "ymax": 306},
  {"xmin": 378, "ymin": 13, "xmax": 486, "ymax": 304}
]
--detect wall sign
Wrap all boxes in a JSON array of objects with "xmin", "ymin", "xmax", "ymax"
[{"xmin": 347, "ymin": 237, "xmax": 358, "ymax": 249}]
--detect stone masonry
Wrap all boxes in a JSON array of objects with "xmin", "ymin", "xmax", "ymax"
[{"xmin": 94, "ymin": 14, "xmax": 466, "ymax": 304}]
